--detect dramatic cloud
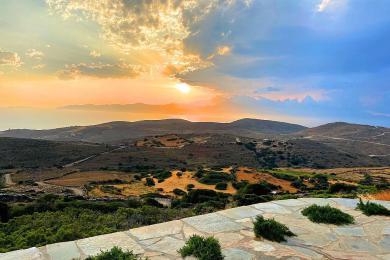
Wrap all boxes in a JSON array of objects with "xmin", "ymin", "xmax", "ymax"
[
  {"xmin": 58, "ymin": 61, "xmax": 144, "ymax": 80},
  {"xmin": 46, "ymin": 0, "xmax": 248, "ymax": 76},
  {"xmin": 0, "ymin": 50, "xmax": 22, "ymax": 67},
  {"xmin": 26, "ymin": 49, "xmax": 44, "ymax": 60}
]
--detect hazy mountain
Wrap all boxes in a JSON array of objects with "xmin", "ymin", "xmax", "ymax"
[{"xmin": 0, "ymin": 118, "xmax": 307, "ymax": 143}]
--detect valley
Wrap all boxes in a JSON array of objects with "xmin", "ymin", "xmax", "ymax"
[{"xmin": 0, "ymin": 118, "xmax": 389, "ymax": 253}]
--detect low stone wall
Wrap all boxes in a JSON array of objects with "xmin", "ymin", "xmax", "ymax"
[{"xmin": 1, "ymin": 198, "xmax": 390, "ymax": 260}]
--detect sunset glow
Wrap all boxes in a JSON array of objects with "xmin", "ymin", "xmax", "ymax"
[
  {"xmin": 0, "ymin": 0, "xmax": 389, "ymax": 129},
  {"xmin": 175, "ymin": 83, "xmax": 191, "ymax": 94}
]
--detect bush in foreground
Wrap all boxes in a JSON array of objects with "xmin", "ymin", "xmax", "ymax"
[
  {"xmin": 85, "ymin": 246, "xmax": 144, "ymax": 260},
  {"xmin": 301, "ymin": 204, "xmax": 354, "ymax": 225},
  {"xmin": 178, "ymin": 235, "xmax": 223, "ymax": 260},
  {"xmin": 253, "ymin": 216, "xmax": 295, "ymax": 242},
  {"xmin": 356, "ymin": 199, "xmax": 390, "ymax": 216}
]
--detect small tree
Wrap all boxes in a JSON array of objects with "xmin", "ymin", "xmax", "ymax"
[{"xmin": 145, "ymin": 177, "xmax": 155, "ymax": 186}]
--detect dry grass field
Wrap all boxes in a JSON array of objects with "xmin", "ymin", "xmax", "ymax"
[
  {"xmin": 151, "ymin": 170, "xmax": 236, "ymax": 195},
  {"xmin": 236, "ymin": 167, "xmax": 298, "ymax": 193},
  {"xmin": 46, "ymin": 171, "xmax": 133, "ymax": 187}
]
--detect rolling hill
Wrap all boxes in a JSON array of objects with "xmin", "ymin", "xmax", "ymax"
[{"xmin": 0, "ymin": 118, "xmax": 307, "ymax": 143}]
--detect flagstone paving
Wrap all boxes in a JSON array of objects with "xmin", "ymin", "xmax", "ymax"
[{"xmin": 1, "ymin": 198, "xmax": 390, "ymax": 260}]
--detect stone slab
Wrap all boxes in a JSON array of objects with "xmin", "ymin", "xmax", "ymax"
[
  {"xmin": 0, "ymin": 247, "xmax": 44, "ymax": 260},
  {"xmin": 218, "ymin": 206, "xmax": 263, "ymax": 220},
  {"xmin": 146, "ymin": 236, "xmax": 185, "ymax": 256},
  {"xmin": 252, "ymin": 202, "xmax": 291, "ymax": 214},
  {"xmin": 183, "ymin": 212, "xmax": 243, "ymax": 233},
  {"xmin": 130, "ymin": 220, "xmax": 183, "ymax": 240},
  {"xmin": 77, "ymin": 231, "xmax": 144, "ymax": 256},
  {"xmin": 222, "ymin": 248, "xmax": 255, "ymax": 260},
  {"xmin": 46, "ymin": 241, "xmax": 81, "ymax": 260},
  {"xmin": 334, "ymin": 227, "xmax": 366, "ymax": 237},
  {"xmin": 272, "ymin": 199, "xmax": 307, "ymax": 207},
  {"xmin": 330, "ymin": 198, "xmax": 359, "ymax": 209}
]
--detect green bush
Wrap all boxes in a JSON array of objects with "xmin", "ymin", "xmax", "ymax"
[
  {"xmin": 215, "ymin": 182, "xmax": 228, "ymax": 190},
  {"xmin": 356, "ymin": 199, "xmax": 390, "ymax": 216},
  {"xmin": 86, "ymin": 246, "xmax": 144, "ymax": 260},
  {"xmin": 0, "ymin": 206, "xmax": 194, "ymax": 253},
  {"xmin": 199, "ymin": 172, "xmax": 232, "ymax": 185},
  {"xmin": 152, "ymin": 171, "xmax": 172, "ymax": 182},
  {"xmin": 253, "ymin": 216, "xmax": 295, "ymax": 242},
  {"xmin": 271, "ymin": 172, "xmax": 299, "ymax": 182},
  {"xmin": 178, "ymin": 235, "xmax": 223, "ymax": 260},
  {"xmin": 301, "ymin": 204, "xmax": 354, "ymax": 225},
  {"xmin": 239, "ymin": 182, "xmax": 276, "ymax": 196},
  {"xmin": 145, "ymin": 177, "xmax": 155, "ymax": 186},
  {"xmin": 328, "ymin": 183, "xmax": 357, "ymax": 193},
  {"xmin": 173, "ymin": 188, "xmax": 186, "ymax": 196}
]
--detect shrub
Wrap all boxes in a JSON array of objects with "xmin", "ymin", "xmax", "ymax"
[
  {"xmin": 173, "ymin": 188, "xmax": 186, "ymax": 196},
  {"xmin": 199, "ymin": 172, "xmax": 232, "ymax": 185},
  {"xmin": 234, "ymin": 194, "xmax": 271, "ymax": 206},
  {"xmin": 145, "ymin": 178, "xmax": 155, "ymax": 186},
  {"xmin": 310, "ymin": 174, "xmax": 329, "ymax": 190},
  {"xmin": 329, "ymin": 183, "xmax": 357, "ymax": 193},
  {"xmin": 253, "ymin": 216, "xmax": 295, "ymax": 242},
  {"xmin": 359, "ymin": 173, "xmax": 373, "ymax": 186},
  {"xmin": 178, "ymin": 235, "xmax": 223, "ymax": 260},
  {"xmin": 356, "ymin": 199, "xmax": 390, "ymax": 216},
  {"xmin": 271, "ymin": 172, "xmax": 298, "ymax": 182},
  {"xmin": 239, "ymin": 182, "xmax": 275, "ymax": 196},
  {"xmin": 152, "ymin": 170, "xmax": 172, "ymax": 182},
  {"xmin": 86, "ymin": 246, "xmax": 144, "ymax": 260},
  {"xmin": 301, "ymin": 204, "xmax": 354, "ymax": 225},
  {"xmin": 215, "ymin": 182, "xmax": 227, "ymax": 190}
]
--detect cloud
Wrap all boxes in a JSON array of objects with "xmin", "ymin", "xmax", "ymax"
[
  {"xmin": 89, "ymin": 50, "xmax": 101, "ymax": 57},
  {"xmin": 316, "ymin": 0, "xmax": 348, "ymax": 13},
  {"xmin": 0, "ymin": 50, "xmax": 22, "ymax": 67},
  {"xmin": 317, "ymin": 0, "xmax": 332, "ymax": 12},
  {"xmin": 58, "ymin": 61, "xmax": 144, "ymax": 80},
  {"xmin": 26, "ymin": 49, "xmax": 44, "ymax": 60},
  {"xmin": 217, "ymin": 45, "xmax": 232, "ymax": 56},
  {"xmin": 46, "ymin": 0, "xmax": 249, "ymax": 76}
]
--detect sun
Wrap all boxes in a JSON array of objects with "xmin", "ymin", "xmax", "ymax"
[{"xmin": 175, "ymin": 83, "xmax": 191, "ymax": 94}]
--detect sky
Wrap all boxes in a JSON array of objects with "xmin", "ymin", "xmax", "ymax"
[{"xmin": 0, "ymin": 0, "xmax": 389, "ymax": 130}]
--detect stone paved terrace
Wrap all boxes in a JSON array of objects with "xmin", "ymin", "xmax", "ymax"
[{"xmin": 1, "ymin": 198, "xmax": 390, "ymax": 260}]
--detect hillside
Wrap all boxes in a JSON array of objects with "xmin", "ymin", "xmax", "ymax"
[
  {"xmin": 0, "ymin": 137, "xmax": 110, "ymax": 168},
  {"xmin": 297, "ymin": 122, "xmax": 390, "ymax": 157},
  {"xmin": 0, "ymin": 118, "xmax": 307, "ymax": 143},
  {"xmin": 299, "ymin": 122, "xmax": 390, "ymax": 144}
]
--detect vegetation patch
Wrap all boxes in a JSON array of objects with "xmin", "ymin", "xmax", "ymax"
[
  {"xmin": 178, "ymin": 235, "xmax": 223, "ymax": 260},
  {"xmin": 85, "ymin": 246, "xmax": 144, "ymax": 260},
  {"xmin": 215, "ymin": 182, "xmax": 227, "ymax": 190},
  {"xmin": 356, "ymin": 199, "xmax": 390, "ymax": 216},
  {"xmin": 301, "ymin": 204, "xmax": 354, "ymax": 225},
  {"xmin": 0, "ymin": 195, "xmax": 194, "ymax": 253},
  {"xmin": 198, "ymin": 171, "xmax": 232, "ymax": 185},
  {"xmin": 329, "ymin": 183, "xmax": 357, "ymax": 194},
  {"xmin": 173, "ymin": 188, "xmax": 186, "ymax": 196},
  {"xmin": 253, "ymin": 216, "xmax": 295, "ymax": 242}
]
